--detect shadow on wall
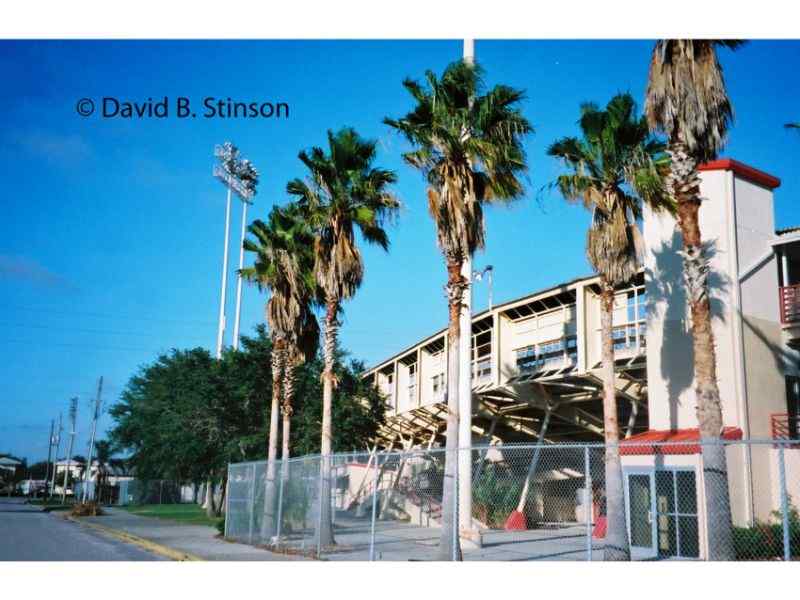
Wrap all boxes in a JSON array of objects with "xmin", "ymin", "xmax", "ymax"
[
  {"xmin": 742, "ymin": 314, "xmax": 794, "ymax": 379},
  {"xmin": 646, "ymin": 230, "xmax": 730, "ymax": 429}
]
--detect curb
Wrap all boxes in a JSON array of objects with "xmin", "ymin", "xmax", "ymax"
[{"xmin": 63, "ymin": 515, "xmax": 204, "ymax": 561}]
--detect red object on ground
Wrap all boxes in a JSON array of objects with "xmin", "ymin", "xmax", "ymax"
[
  {"xmin": 504, "ymin": 510, "xmax": 527, "ymax": 531},
  {"xmin": 619, "ymin": 427, "xmax": 743, "ymax": 456},
  {"xmin": 593, "ymin": 516, "xmax": 607, "ymax": 539}
]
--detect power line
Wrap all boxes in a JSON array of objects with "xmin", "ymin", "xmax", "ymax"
[
  {"xmin": 0, "ymin": 320, "xmax": 210, "ymax": 341},
  {"xmin": 1, "ymin": 304, "xmax": 217, "ymax": 327},
  {"xmin": 0, "ymin": 338, "xmax": 194, "ymax": 354}
]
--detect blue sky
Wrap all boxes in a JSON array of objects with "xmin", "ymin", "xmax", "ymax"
[{"xmin": 1, "ymin": 39, "xmax": 798, "ymax": 462}]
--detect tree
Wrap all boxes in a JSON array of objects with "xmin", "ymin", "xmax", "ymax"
[
  {"xmin": 645, "ymin": 39, "xmax": 745, "ymax": 560},
  {"xmin": 93, "ymin": 440, "xmax": 114, "ymax": 503},
  {"xmin": 385, "ymin": 60, "xmax": 531, "ymax": 559},
  {"xmin": 548, "ymin": 92, "xmax": 669, "ymax": 560},
  {"xmin": 241, "ymin": 203, "xmax": 321, "ymax": 538},
  {"xmin": 109, "ymin": 347, "xmax": 243, "ymax": 517},
  {"xmin": 108, "ymin": 327, "xmax": 384, "ymax": 524},
  {"xmin": 287, "ymin": 127, "xmax": 398, "ymax": 548}
]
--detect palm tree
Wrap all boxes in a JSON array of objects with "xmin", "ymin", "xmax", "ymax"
[
  {"xmin": 242, "ymin": 203, "xmax": 319, "ymax": 540},
  {"xmin": 93, "ymin": 440, "xmax": 113, "ymax": 504},
  {"xmin": 280, "ymin": 206, "xmax": 321, "ymax": 475},
  {"xmin": 645, "ymin": 39, "xmax": 745, "ymax": 560},
  {"xmin": 548, "ymin": 93, "xmax": 669, "ymax": 561},
  {"xmin": 385, "ymin": 60, "xmax": 531, "ymax": 560},
  {"xmin": 287, "ymin": 127, "xmax": 398, "ymax": 548},
  {"xmin": 281, "ymin": 307, "xmax": 319, "ymax": 468}
]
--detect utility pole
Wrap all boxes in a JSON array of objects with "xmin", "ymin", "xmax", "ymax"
[
  {"xmin": 212, "ymin": 143, "xmax": 258, "ymax": 357},
  {"xmin": 61, "ymin": 398, "xmax": 77, "ymax": 504},
  {"xmin": 44, "ymin": 419, "xmax": 54, "ymax": 499},
  {"xmin": 458, "ymin": 37, "xmax": 476, "ymax": 547},
  {"xmin": 82, "ymin": 377, "xmax": 103, "ymax": 503},
  {"xmin": 474, "ymin": 265, "xmax": 494, "ymax": 310},
  {"xmin": 49, "ymin": 413, "xmax": 62, "ymax": 499}
]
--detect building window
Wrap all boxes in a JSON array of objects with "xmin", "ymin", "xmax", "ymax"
[
  {"xmin": 785, "ymin": 376, "xmax": 800, "ymax": 439},
  {"xmin": 408, "ymin": 363, "xmax": 417, "ymax": 403},
  {"xmin": 612, "ymin": 323, "xmax": 645, "ymax": 351},
  {"xmin": 516, "ymin": 336, "xmax": 577, "ymax": 372},
  {"xmin": 627, "ymin": 288, "xmax": 647, "ymax": 323},
  {"xmin": 471, "ymin": 328, "xmax": 493, "ymax": 382},
  {"xmin": 432, "ymin": 373, "xmax": 445, "ymax": 400}
]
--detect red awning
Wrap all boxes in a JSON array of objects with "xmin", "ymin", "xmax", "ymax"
[{"xmin": 619, "ymin": 427, "xmax": 743, "ymax": 455}]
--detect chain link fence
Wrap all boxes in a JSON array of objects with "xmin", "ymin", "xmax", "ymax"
[
  {"xmin": 116, "ymin": 479, "xmax": 196, "ymax": 506},
  {"xmin": 225, "ymin": 439, "xmax": 800, "ymax": 561}
]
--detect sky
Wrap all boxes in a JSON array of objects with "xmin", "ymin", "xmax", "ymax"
[{"xmin": 1, "ymin": 39, "xmax": 798, "ymax": 463}]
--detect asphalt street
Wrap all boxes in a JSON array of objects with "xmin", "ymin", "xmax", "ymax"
[{"xmin": 0, "ymin": 497, "xmax": 164, "ymax": 561}]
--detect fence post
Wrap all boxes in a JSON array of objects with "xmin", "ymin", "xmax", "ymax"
[
  {"xmin": 316, "ymin": 457, "xmax": 324, "ymax": 559},
  {"xmin": 276, "ymin": 459, "xmax": 285, "ymax": 544},
  {"xmin": 248, "ymin": 463, "xmax": 257, "ymax": 544},
  {"xmin": 224, "ymin": 464, "xmax": 231, "ymax": 539},
  {"xmin": 369, "ymin": 452, "xmax": 381, "ymax": 561},
  {"xmin": 584, "ymin": 446, "xmax": 592, "ymax": 561},
  {"xmin": 159, "ymin": 480, "xmax": 163, "ymax": 505},
  {"xmin": 452, "ymin": 447, "xmax": 459, "ymax": 561},
  {"xmin": 779, "ymin": 444, "xmax": 791, "ymax": 561}
]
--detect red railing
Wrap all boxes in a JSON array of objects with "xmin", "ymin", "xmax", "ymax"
[
  {"xmin": 780, "ymin": 285, "xmax": 800, "ymax": 324},
  {"xmin": 771, "ymin": 412, "xmax": 800, "ymax": 441}
]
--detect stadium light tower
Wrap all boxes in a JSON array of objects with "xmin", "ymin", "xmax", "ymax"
[
  {"xmin": 231, "ymin": 159, "xmax": 259, "ymax": 351},
  {"xmin": 212, "ymin": 143, "xmax": 258, "ymax": 358}
]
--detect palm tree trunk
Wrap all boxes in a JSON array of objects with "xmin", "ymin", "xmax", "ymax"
[
  {"xmin": 669, "ymin": 142, "xmax": 734, "ymax": 560},
  {"xmin": 282, "ymin": 364, "xmax": 295, "ymax": 474},
  {"xmin": 438, "ymin": 257, "xmax": 465, "ymax": 561},
  {"xmin": 315, "ymin": 298, "xmax": 338, "ymax": 548},
  {"xmin": 600, "ymin": 280, "xmax": 630, "ymax": 561},
  {"xmin": 261, "ymin": 338, "xmax": 284, "ymax": 540},
  {"xmin": 202, "ymin": 477, "xmax": 212, "ymax": 509},
  {"xmin": 278, "ymin": 364, "xmax": 294, "ymax": 536}
]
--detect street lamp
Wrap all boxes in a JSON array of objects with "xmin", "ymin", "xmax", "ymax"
[
  {"xmin": 473, "ymin": 265, "xmax": 494, "ymax": 310},
  {"xmin": 212, "ymin": 143, "xmax": 258, "ymax": 358}
]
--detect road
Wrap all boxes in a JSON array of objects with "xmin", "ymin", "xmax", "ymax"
[{"xmin": 0, "ymin": 497, "xmax": 164, "ymax": 561}]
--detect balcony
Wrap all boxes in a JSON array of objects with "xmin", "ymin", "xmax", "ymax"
[
  {"xmin": 780, "ymin": 285, "xmax": 800, "ymax": 324},
  {"xmin": 771, "ymin": 412, "xmax": 800, "ymax": 442}
]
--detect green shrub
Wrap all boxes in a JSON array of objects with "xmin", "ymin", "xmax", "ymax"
[
  {"xmin": 733, "ymin": 498, "xmax": 800, "ymax": 560},
  {"xmin": 472, "ymin": 464, "xmax": 524, "ymax": 528}
]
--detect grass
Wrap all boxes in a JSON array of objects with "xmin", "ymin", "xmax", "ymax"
[{"xmin": 120, "ymin": 503, "xmax": 222, "ymax": 527}]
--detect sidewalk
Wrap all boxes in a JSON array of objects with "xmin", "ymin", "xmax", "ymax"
[{"xmin": 74, "ymin": 507, "xmax": 308, "ymax": 561}]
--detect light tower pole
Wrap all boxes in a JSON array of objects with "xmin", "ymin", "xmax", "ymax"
[
  {"xmin": 212, "ymin": 143, "xmax": 258, "ymax": 357},
  {"xmin": 458, "ymin": 37, "xmax": 477, "ymax": 547},
  {"xmin": 231, "ymin": 160, "xmax": 259, "ymax": 351}
]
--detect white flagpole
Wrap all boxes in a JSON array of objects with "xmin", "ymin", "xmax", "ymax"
[{"xmin": 458, "ymin": 38, "xmax": 476, "ymax": 546}]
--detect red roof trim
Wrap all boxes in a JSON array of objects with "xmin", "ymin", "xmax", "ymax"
[
  {"xmin": 619, "ymin": 427, "xmax": 743, "ymax": 455},
  {"xmin": 698, "ymin": 159, "xmax": 781, "ymax": 190}
]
